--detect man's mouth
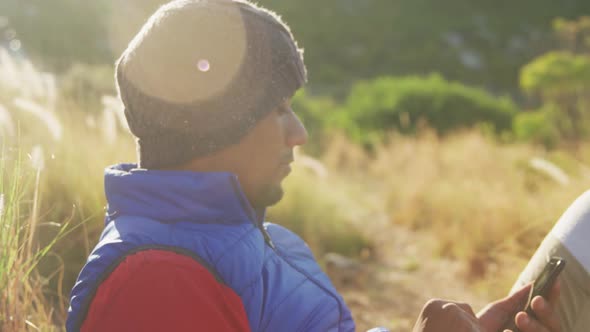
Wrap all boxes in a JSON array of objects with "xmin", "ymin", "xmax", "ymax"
[{"xmin": 278, "ymin": 153, "xmax": 293, "ymax": 177}]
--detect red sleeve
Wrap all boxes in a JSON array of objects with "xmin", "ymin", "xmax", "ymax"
[{"xmin": 81, "ymin": 249, "xmax": 250, "ymax": 332}]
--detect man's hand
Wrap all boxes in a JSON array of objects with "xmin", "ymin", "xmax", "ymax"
[
  {"xmin": 412, "ymin": 280, "xmax": 561, "ymax": 332},
  {"xmin": 478, "ymin": 280, "xmax": 561, "ymax": 332},
  {"xmin": 412, "ymin": 299, "xmax": 483, "ymax": 332}
]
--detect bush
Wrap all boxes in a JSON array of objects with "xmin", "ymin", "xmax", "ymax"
[
  {"xmin": 339, "ymin": 75, "xmax": 518, "ymax": 145},
  {"xmin": 520, "ymin": 51, "xmax": 590, "ymax": 140},
  {"xmin": 520, "ymin": 51, "xmax": 590, "ymax": 95},
  {"xmin": 513, "ymin": 107, "xmax": 560, "ymax": 148}
]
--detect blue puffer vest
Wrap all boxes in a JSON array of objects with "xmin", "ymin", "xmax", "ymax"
[{"xmin": 67, "ymin": 163, "xmax": 355, "ymax": 331}]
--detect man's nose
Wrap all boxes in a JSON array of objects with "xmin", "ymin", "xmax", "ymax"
[{"xmin": 286, "ymin": 113, "xmax": 308, "ymax": 147}]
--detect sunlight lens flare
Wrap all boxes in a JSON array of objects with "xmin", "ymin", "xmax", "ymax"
[
  {"xmin": 8, "ymin": 39, "xmax": 21, "ymax": 52},
  {"xmin": 197, "ymin": 59, "xmax": 210, "ymax": 73},
  {"xmin": 113, "ymin": 2, "xmax": 248, "ymax": 105},
  {"xmin": 29, "ymin": 145, "xmax": 45, "ymax": 171}
]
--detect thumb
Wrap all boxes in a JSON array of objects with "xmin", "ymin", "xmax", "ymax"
[
  {"xmin": 498, "ymin": 283, "xmax": 532, "ymax": 312},
  {"xmin": 477, "ymin": 283, "xmax": 531, "ymax": 330}
]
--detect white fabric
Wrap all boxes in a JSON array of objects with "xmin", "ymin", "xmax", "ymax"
[{"xmin": 551, "ymin": 190, "xmax": 590, "ymax": 273}]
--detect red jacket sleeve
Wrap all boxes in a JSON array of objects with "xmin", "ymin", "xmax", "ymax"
[{"xmin": 81, "ymin": 249, "xmax": 250, "ymax": 332}]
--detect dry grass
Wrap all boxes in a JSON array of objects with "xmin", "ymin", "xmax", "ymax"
[
  {"xmin": 317, "ymin": 130, "xmax": 590, "ymax": 298},
  {"xmin": 0, "ymin": 49, "xmax": 134, "ymax": 331},
  {"xmin": 269, "ymin": 155, "xmax": 371, "ymax": 258}
]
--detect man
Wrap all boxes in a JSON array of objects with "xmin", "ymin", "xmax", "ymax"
[{"xmin": 67, "ymin": 1, "xmax": 561, "ymax": 331}]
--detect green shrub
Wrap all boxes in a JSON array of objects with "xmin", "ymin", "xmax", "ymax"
[
  {"xmin": 520, "ymin": 51, "xmax": 590, "ymax": 140},
  {"xmin": 513, "ymin": 107, "xmax": 560, "ymax": 148},
  {"xmin": 340, "ymin": 75, "xmax": 517, "ymax": 145},
  {"xmin": 521, "ymin": 51, "xmax": 590, "ymax": 96}
]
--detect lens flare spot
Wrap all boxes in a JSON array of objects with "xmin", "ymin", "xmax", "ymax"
[
  {"xmin": 29, "ymin": 145, "xmax": 45, "ymax": 171},
  {"xmin": 9, "ymin": 39, "xmax": 21, "ymax": 52},
  {"xmin": 197, "ymin": 59, "xmax": 210, "ymax": 72}
]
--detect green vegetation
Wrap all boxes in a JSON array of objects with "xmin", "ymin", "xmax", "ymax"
[
  {"xmin": 295, "ymin": 75, "xmax": 518, "ymax": 150},
  {"xmin": 3, "ymin": 1, "xmax": 590, "ymax": 95},
  {"xmin": 515, "ymin": 16, "xmax": 590, "ymax": 145},
  {"xmin": 513, "ymin": 106, "xmax": 559, "ymax": 147},
  {"xmin": 0, "ymin": 148, "xmax": 70, "ymax": 331},
  {"xmin": 0, "ymin": 0, "xmax": 110, "ymax": 71},
  {"xmin": 339, "ymin": 75, "xmax": 517, "ymax": 145}
]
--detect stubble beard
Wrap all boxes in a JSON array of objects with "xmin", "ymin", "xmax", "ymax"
[{"xmin": 251, "ymin": 183, "xmax": 284, "ymax": 210}]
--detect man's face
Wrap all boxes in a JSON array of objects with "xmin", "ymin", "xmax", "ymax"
[{"xmin": 220, "ymin": 98, "xmax": 308, "ymax": 209}]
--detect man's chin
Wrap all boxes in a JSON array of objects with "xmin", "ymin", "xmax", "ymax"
[{"xmin": 251, "ymin": 185, "xmax": 284, "ymax": 209}]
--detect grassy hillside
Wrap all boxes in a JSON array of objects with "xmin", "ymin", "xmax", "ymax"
[{"xmin": 2, "ymin": 50, "xmax": 589, "ymax": 331}]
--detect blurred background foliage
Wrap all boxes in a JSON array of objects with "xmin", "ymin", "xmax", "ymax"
[
  {"xmin": 3, "ymin": 1, "xmax": 590, "ymax": 150},
  {"xmin": 2, "ymin": 0, "xmax": 590, "ymax": 94}
]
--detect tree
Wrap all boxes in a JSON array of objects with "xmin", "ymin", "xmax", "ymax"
[{"xmin": 520, "ymin": 17, "xmax": 590, "ymax": 141}]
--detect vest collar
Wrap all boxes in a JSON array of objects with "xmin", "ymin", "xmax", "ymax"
[{"xmin": 104, "ymin": 163, "xmax": 263, "ymax": 225}]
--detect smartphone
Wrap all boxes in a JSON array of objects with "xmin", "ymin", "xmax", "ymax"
[{"xmin": 501, "ymin": 257, "xmax": 566, "ymax": 332}]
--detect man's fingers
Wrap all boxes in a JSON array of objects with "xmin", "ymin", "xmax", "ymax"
[
  {"xmin": 510, "ymin": 279, "xmax": 561, "ymax": 332},
  {"xmin": 516, "ymin": 311, "xmax": 551, "ymax": 332},
  {"xmin": 531, "ymin": 296, "xmax": 561, "ymax": 332},
  {"xmin": 477, "ymin": 283, "xmax": 532, "ymax": 331}
]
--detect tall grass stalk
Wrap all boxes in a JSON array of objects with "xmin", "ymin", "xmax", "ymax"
[
  {"xmin": 0, "ymin": 146, "xmax": 69, "ymax": 331},
  {"xmin": 13, "ymin": 98, "xmax": 62, "ymax": 142},
  {"xmin": 0, "ymin": 103, "xmax": 15, "ymax": 137}
]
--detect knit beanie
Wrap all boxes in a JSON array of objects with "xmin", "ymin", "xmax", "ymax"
[{"xmin": 115, "ymin": 0, "xmax": 307, "ymax": 169}]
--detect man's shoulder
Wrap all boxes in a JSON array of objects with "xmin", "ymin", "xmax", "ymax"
[
  {"xmin": 103, "ymin": 249, "xmax": 223, "ymax": 288},
  {"xmin": 81, "ymin": 249, "xmax": 251, "ymax": 332}
]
